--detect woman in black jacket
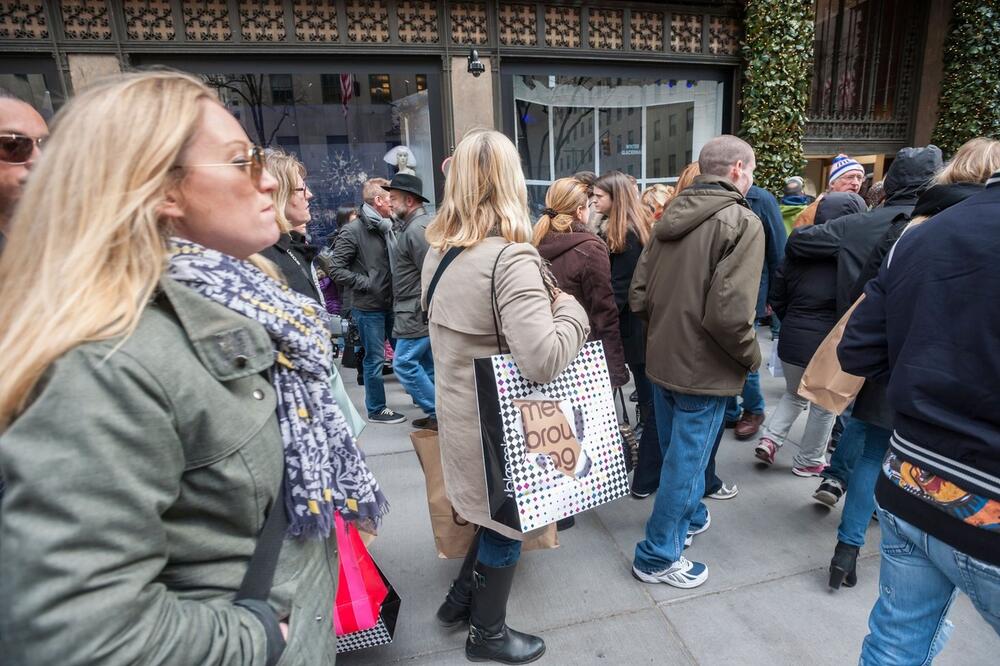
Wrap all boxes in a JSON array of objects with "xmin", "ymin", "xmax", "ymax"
[
  {"xmin": 755, "ymin": 193, "xmax": 866, "ymax": 476},
  {"xmin": 259, "ymin": 149, "xmax": 324, "ymax": 305},
  {"xmin": 592, "ymin": 171, "xmax": 652, "ymax": 496}
]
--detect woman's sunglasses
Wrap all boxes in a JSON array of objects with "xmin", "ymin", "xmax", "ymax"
[
  {"xmin": 0, "ymin": 133, "xmax": 45, "ymax": 164},
  {"xmin": 174, "ymin": 145, "xmax": 265, "ymax": 187}
]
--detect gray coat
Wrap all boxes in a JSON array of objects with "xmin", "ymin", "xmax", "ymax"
[
  {"xmin": 392, "ymin": 206, "xmax": 432, "ymax": 338},
  {"xmin": 0, "ymin": 277, "xmax": 338, "ymax": 666},
  {"xmin": 328, "ymin": 203, "xmax": 394, "ymax": 312}
]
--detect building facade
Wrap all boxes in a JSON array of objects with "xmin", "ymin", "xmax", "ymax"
[{"xmin": 0, "ymin": 0, "xmax": 946, "ymax": 240}]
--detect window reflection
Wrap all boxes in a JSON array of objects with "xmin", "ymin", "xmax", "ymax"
[{"xmin": 203, "ymin": 72, "xmax": 435, "ymax": 245}]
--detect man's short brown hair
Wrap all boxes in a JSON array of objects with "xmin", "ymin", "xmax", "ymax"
[
  {"xmin": 698, "ymin": 135, "xmax": 755, "ymax": 178},
  {"xmin": 362, "ymin": 177, "xmax": 390, "ymax": 205}
]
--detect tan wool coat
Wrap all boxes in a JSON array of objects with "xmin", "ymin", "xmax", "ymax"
[{"xmin": 421, "ymin": 237, "xmax": 589, "ymax": 540}]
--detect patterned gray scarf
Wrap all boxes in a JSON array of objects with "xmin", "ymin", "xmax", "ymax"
[{"xmin": 167, "ymin": 239, "xmax": 388, "ymax": 538}]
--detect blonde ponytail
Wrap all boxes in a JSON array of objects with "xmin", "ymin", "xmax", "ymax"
[{"xmin": 532, "ymin": 178, "xmax": 589, "ymax": 246}]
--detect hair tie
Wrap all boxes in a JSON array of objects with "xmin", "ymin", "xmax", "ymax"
[{"xmin": 541, "ymin": 207, "xmax": 558, "ymax": 218}]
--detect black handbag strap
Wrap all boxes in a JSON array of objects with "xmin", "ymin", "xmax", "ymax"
[
  {"xmin": 236, "ymin": 483, "xmax": 289, "ymax": 602},
  {"xmin": 615, "ymin": 387, "xmax": 631, "ymax": 426},
  {"xmin": 489, "ymin": 243, "xmax": 516, "ymax": 354},
  {"xmin": 425, "ymin": 246, "xmax": 465, "ymax": 317}
]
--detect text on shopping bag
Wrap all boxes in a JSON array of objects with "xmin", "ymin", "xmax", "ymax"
[{"xmin": 512, "ymin": 397, "xmax": 591, "ymax": 478}]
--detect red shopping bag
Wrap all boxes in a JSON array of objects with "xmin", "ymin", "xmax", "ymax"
[{"xmin": 333, "ymin": 512, "xmax": 389, "ymax": 635}]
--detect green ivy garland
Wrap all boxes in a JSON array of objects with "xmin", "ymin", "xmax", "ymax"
[
  {"xmin": 932, "ymin": 0, "xmax": 1000, "ymax": 156},
  {"xmin": 739, "ymin": 0, "xmax": 815, "ymax": 194}
]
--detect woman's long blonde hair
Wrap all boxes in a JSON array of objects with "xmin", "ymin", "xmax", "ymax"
[
  {"xmin": 0, "ymin": 70, "xmax": 215, "ymax": 428},
  {"xmin": 532, "ymin": 177, "xmax": 588, "ymax": 246},
  {"xmin": 641, "ymin": 183, "xmax": 675, "ymax": 225},
  {"xmin": 593, "ymin": 171, "xmax": 650, "ymax": 253},
  {"xmin": 936, "ymin": 137, "xmax": 1000, "ymax": 185},
  {"xmin": 427, "ymin": 129, "xmax": 532, "ymax": 251},
  {"xmin": 264, "ymin": 148, "xmax": 306, "ymax": 233}
]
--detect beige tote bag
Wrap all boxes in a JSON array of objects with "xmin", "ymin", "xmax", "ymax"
[{"xmin": 797, "ymin": 295, "xmax": 866, "ymax": 415}]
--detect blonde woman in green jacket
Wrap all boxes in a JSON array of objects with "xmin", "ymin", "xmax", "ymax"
[{"xmin": 0, "ymin": 71, "xmax": 385, "ymax": 665}]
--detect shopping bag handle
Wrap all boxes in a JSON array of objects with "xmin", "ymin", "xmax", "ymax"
[
  {"xmin": 489, "ymin": 243, "xmax": 516, "ymax": 354},
  {"xmin": 615, "ymin": 387, "xmax": 631, "ymax": 426}
]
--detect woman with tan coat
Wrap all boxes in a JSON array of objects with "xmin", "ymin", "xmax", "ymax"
[{"xmin": 422, "ymin": 130, "xmax": 589, "ymax": 664}]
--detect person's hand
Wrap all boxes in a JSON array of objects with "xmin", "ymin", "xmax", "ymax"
[
  {"xmin": 280, "ymin": 621, "xmax": 289, "ymax": 641},
  {"xmin": 551, "ymin": 290, "xmax": 576, "ymax": 310}
]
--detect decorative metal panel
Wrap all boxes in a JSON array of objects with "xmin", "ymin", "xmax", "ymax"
[
  {"xmin": 498, "ymin": 3, "xmax": 534, "ymax": 46},
  {"xmin": 807, "ymin": 0, "xmax": 927, "ymax": 142},
  {"xmin": 239, "ymin": 0, "xmax": 285, "ymax": 42},
  {"xmin": 630, "ymin": 10, "xmax": 662, "ymax": 52},
  {"xmin": 587, "ymin": 8, "xmax": 622, "ymax": 50},
  {"xmin": 0, "ymin": 1, "xmax": 48, "ymax": 39},
  {"xmin": 670, "ymin": 13, "xmax": 701, "ymax": 53},
  {"xmin": 293, "ymin": 0, "xmax": 338, "ymax": 42},
  {"xmin": 346, "ymin": 0, "xmax": 389, "ymax": 43},
  {"xmin": 124, "ymin": 1, "xmax": 176, "ymax": 40},
  {"xmin": 61, "ymin": 0, "xmax": 112, "ymax": 40},
  {"xmin": 182, "ymin": 0, "xmax": 231, "ymax": 41},
  {"xmin": 451, "ymin": 2, "xmax": 487, "ymax": 45},
  {"xmin": 397, "ymin": 0, "xmax": 437, "ymax": 44},
  {"xmin": 544, "ymin": 6, "xmax": 578, "ymax": 48},
  {"xmin": 708, "ymin": 15, "xmax": 739, "ymax": 56}
]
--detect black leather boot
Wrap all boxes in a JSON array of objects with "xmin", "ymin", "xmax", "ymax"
[
  {"xmin": 465, "ymin": 562, "xmax": 545, "ymax": 664},
  {"xmin": 437, "ymin": 534, "xmax": 481, "ymax": 628},
  {"xmin": 829, "ymin": 541, "xmax": 860, "ymax": 589}
]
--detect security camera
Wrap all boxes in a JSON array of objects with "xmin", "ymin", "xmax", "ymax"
[{"xmin": 468, "ymin": 49, "xmax": 485, "ymax": 78}]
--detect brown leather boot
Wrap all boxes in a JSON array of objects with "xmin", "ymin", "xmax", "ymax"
[{"xmin": 733, "ymin": 411, "xmax": 765, "ymax": 440}]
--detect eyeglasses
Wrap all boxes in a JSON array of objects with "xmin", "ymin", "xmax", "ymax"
[
  {"xmin": 174, "ymin": 145, "xmax": 265, "ymax": 188},
  {"xmin": 292, "ymin": 187, "xmax": 308, "ymax": 194},
  {"xmin": 0, "ymin": 133, "xmax": 45, "ymax": 164}
]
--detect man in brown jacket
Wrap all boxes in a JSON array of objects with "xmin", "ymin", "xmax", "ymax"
[{"xmin": 628, "ymin": 135, "xmax": 764, "ymax": 589}]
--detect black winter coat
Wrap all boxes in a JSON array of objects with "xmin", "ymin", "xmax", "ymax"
[
  {"xmin": 604, "ymin": 226, "xmax": 646, "ymax": 366},
  {"xmin": 327, "ymin": 204, "xmax": 394, "ymax": 311},
  {"xmin": 785, "ymin": 146, "xmax": 943, "ymax": 316},
  {"xmin": 769, "ymin": 193, "xmax": 865, "ymax": 367},
  {"xmin": 260, "ymin": 231, "xmax": 323, "ymax": 305}
]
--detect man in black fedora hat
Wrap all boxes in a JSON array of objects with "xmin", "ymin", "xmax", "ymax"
[{"xmin": 384, "ymin": 173, "xmax": 437, "ymax": 430}]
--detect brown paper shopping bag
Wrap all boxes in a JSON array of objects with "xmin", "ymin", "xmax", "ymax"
[
  {"xmin": 798, "ymin": 295, "xmax": 866, "ymax": 415},
  {"xmin": 409, "ymin": 430, "xmax": 557, "ymax": 559}
]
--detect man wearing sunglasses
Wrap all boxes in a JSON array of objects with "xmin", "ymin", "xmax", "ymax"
[{"xmin": 0, "ymin": 89, "xmax": 47, "ymax": 255}]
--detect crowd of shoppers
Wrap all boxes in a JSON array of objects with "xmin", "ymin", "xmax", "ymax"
[{"xmin": 1, "ymin": 68, "xmax": 999, "ymax": 665}]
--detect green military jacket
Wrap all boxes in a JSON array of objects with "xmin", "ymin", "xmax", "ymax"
[{"xmin": 0, "ymin": 277, "xmax": 338, "ymax": 665}]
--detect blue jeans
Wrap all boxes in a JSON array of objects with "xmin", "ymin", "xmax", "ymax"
[
  {"xmin": 478, "ymin": 528, "xmax": 521, "ymax": 568},
  {"xmin": 837, "ymin": 423, "xmax": 891, "ymax": 547},
  {"xmin": 860, "ymin": 506, "xmax": 1000, "ymax": 664},
  {"xmin": 392, "ymin": 336, "xmax": 435, "ymax": 417},
  {"xmin": 823, "ymin": 415, "xmax": 866, "ymax": 487},
  {"xmin": 632, "ymin": 398, "xmax": 725, "ymax": 497},
  {"xmin": 725, "ymin": 370, "xmax": 765, "ymax": 421},
  {"xmin": 352, "ymin": 309, "xmax": 393, "ymax": 415},
  {"xmin": 634, "ymin": 387, "xmax": 727, "ymax": 572}
]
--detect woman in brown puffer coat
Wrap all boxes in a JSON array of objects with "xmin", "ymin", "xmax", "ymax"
[{"xmin": 533, "ymin": 177, "xmax": 629, "ymax": 388}]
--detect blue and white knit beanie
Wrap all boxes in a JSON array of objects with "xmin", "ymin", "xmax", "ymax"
[{"xmin": 828, "ymin": 154, "xmax": 865, "ymax": 186}]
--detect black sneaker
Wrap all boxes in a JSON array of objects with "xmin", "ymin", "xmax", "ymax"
[
  {"xmin": 412, "ymin": 416, "xmax": 438, "ymax": 431},
  {"xmin": 369, "ymin": 408, "xmax": 406, "ymax": 424},
  {"xmin": 813, "ymin": 478, "xmax": 845, "ymax": 507}
]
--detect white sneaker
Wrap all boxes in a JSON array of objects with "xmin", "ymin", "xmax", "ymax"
[
  {"xmin": 707, "ymin": 483, "xmax": 739, "ymax": 500},
  {"xmin": 684, "ymin": 509, "xmax": 712, "ymax": 547},
  {"xmin": 632, "ymin": 557, "xmax": 709, "ymax": 589}
]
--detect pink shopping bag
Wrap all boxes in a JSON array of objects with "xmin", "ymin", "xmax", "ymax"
[{"xmin": 333, "ymin": 512, "xmax": 389, "ymax": 635}]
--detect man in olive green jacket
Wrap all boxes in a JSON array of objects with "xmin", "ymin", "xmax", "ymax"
[
  {"xmin": 0, "ymin": 278, "xmax": 337, "ymax": 665},
  {"xmin": 628, "ymin": 135, "xmax": 764, "ymax": 590}
]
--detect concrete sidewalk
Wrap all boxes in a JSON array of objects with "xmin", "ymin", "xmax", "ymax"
[{"xmin": 339, "ymin": 336, "xmax": 1000, "ymax": 665}]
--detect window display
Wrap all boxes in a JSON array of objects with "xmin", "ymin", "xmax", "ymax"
[
  {"xmin": 510, "ymin": 75, "xmax": 724, "ymax": 213},
  {"xmin": 203, "ymin": 71, "xmax": 436, "ymax": 245}
]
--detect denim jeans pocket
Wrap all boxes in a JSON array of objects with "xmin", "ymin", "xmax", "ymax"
[
  {"xmin": 953, "ymin": 551, "xmax": 1000, "ymax": 624},
  {"xmin": 877, "ymin": 506, "xmax": 916, "ymax": 556}
]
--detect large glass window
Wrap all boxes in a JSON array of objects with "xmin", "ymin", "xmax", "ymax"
[
  {"xmin": 201, "ymin": 71, "xmax": 436, "ymax": 245},
  {"xmin": 510, "ymin": 75, "xmax": 724, "ymax": 213},
  {"xmin": 0, "ymin": 72, "xmax": 62, "ymax": 117}
]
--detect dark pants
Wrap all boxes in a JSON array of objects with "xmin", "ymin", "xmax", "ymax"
[{"xmin": 478, "ymin": 528, "xmax": 521, "ymax": 567}]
